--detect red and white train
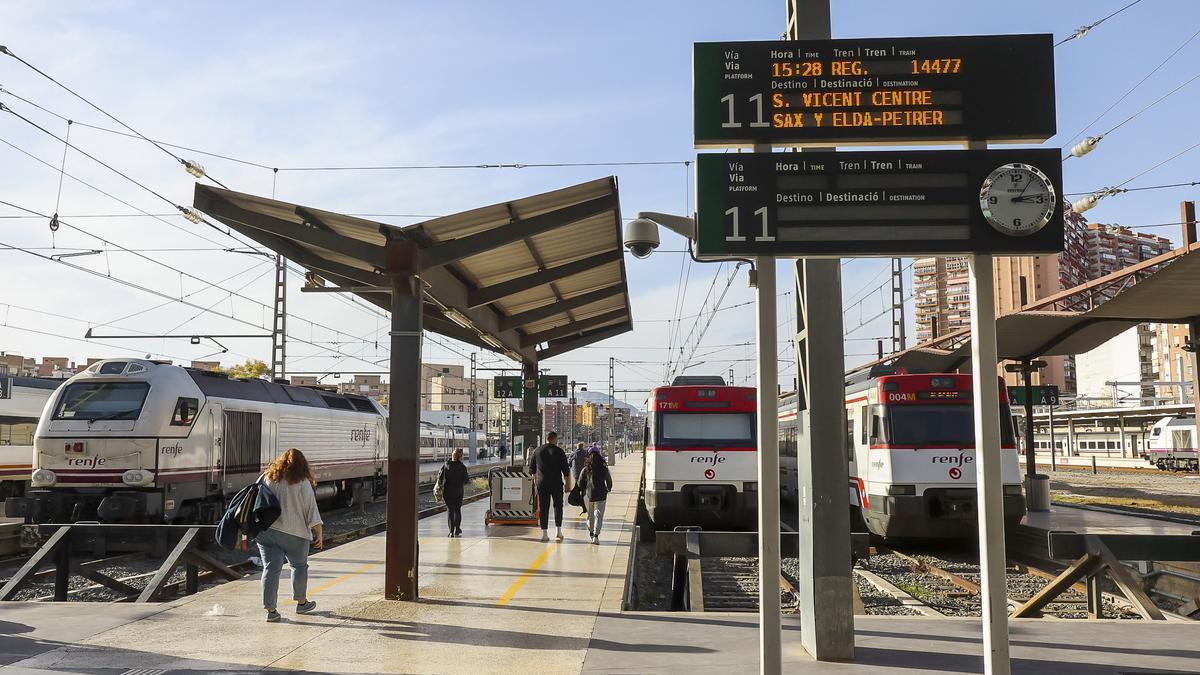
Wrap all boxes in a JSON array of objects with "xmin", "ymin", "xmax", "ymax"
[
  {"xmin": 5, "ymin": 359, "xmax": 387, "ymax": 523},
  {"xmin": 780, "ymin": 369, "xmax": 1026, "ymax": 539},
  {"xmin": 642, "ymin": 377, "xmax": 758, "ymax": 531}
]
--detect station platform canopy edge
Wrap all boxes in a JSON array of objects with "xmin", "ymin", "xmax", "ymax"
[
  {"xmin": 193, "ymin": 177, "xmax": 632, "ymax": 364},
  {"xmin": 861, "ymin": 242, "xmax": 1200, "ymax": 377}
]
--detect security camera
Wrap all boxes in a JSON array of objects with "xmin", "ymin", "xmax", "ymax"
[{"xmin": 624, "ymin": 217, "xmax": 661, "ymax": 259}]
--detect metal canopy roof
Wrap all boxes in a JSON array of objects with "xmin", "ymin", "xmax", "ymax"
[
  {"xmin": 873, "ymin": 242, "xmax": 1200, "ymax": 375},
  {"xmin": 194, "ymin": 178, "xmax": 632, "ymax": 364}
]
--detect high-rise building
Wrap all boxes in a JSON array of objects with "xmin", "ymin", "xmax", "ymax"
[{"xmin": 910, "ymin": 208, "xmax": 1173, "ymax": 394}]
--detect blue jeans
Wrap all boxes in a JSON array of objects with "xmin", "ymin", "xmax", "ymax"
[{"xmin": 256, "ymin": 528, "xmax": 310, "ymax": 610}]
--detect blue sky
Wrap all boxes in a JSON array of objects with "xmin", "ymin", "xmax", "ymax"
[{"xmin": 2, "ymin": 1, "xmax": 1198, "ymax": 398}]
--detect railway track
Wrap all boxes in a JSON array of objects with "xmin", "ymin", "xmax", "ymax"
[
  {"xmin": 2, "ymin": 489, "xmax": 490, "ymax": 602},
  {"xmin": 859, "ymin": 544, "xmax": 1195, "ymax": 621}
]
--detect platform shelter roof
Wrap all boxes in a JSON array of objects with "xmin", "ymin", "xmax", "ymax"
[
  {"xmin": 194, "ymin": 178, "xmax": 632, "ymax": 364},
  {"xmin": 865, "ymin": 242, "xmax": 1200, "ymax": 375}
]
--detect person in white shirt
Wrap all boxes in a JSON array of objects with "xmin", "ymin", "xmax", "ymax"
[{"xmin": 258, "ymin": 447, "xmax": 324, "ymax": 622}]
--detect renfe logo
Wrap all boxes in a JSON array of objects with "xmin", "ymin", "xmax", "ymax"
[
  {"xmin": 160, "ymin": 443, "xmax": 184, "ymax": 457},
  {"xmin": 690, "ymin": 454, "xmax": 727, "ymax": 465},
  {"xmin": 704, "ymin": 468, "xmax": 716, "ymax": 479},
  {"xmin": 948, "ymin": 467, "xmax": 962, "ymax": 480},
  {"xmin": 65, "ymin": 455, "xmax": 107, "ymax": 468},
  {"xmin": 350, "ymin": 427, "xmax": 372, "ymax": 447},
  {"xmin": 931, "ymin": 452, "xmax": 974, "ymax": 466}
]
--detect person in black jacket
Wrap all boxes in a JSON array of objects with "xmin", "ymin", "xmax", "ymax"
[
  {"xmin": 578, "ymin": 448, "xmax": 613, "ymax": 545},
  {"xmin": 439, "ymin": 448, "xmax": 471, "ymax": 537},
  {"xmin": 528, "ymin": 431, "xmax": 571, "ymax": 542}
]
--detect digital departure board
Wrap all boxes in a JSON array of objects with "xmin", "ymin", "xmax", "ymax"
[
  {"xmin": 695, "ymin": 149, "xmax": 1063, "ymax": 257},
  {"xmin": 694, "ymin": 35, "xmax": 1055, "ymax": 147}
]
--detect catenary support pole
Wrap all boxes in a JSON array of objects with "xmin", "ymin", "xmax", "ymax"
[
  {"xmin": 384, "ymin": 238, "xmax": 422, "ymax": 601},
  {"xmin": 755, "ymin": 255, "xmax": 782, "ymax": 674},
  {"xmin": 788, "ymin": 0, "xmax": 855, "ymax": 662},
  {"xmin": 469, "ymin": 352, "xmax": 478, "ymax": 463},
  {"xmin": 968, "ymin": 252, "xmax": 1011, "ymax": 674},
  {"xmin": 1190, "ymin": 318, "xmax": 1200, "ymax": 457},
  {"xmin": 795, "ymin": 259, "xmax": 855, "ymax": 660},
  {"xmin": 522, "ymin": 361, "xmax": 539, "ymax": 466},
  {"xmin": 1049, "ymin": 404, "xmax": 1057, "ymax": 472},
  {"xmin": 1023, "ymin": 362, "xmax": 1035, "ymax": 479}
]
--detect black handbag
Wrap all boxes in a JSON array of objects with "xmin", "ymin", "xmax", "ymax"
[{"xmin": 567, "ymin": 482, "xmax": 585, "ymax": 508}]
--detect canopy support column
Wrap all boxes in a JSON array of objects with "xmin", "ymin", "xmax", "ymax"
[
  {"xmin": 522, "ymin": 360, "xmax": 540, "ymax": 465},
  {"xmin": 385, "ymin": 238, "xmax": 422, "ymax": 601}
]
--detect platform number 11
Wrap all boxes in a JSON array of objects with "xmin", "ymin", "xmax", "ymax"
[
  {"xmin": 721, "ymin": 94, "xmax": 772, "ymax": 129},
  {"xmin": 725, "ymin": 206, "xmax": 773, "ymax": 242}
]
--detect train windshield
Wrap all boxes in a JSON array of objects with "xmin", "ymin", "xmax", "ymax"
[
  {"xmin": 52, "ymin": 382, "xmax": 151, "ymax": 421},
  {"xmin": 886, "ymin": 404, "xmax": 1015, "ymax": 447},
  {"xmin": 659, "ymin": 412, "xmax": 754, "ymax": 446}
]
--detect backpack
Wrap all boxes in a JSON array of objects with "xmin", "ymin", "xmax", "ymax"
[
  {"xmin": 215, "ymin": 478, "xmax": 281, "ymax": 550},
  {"xmin": 434, "ymin": 464, "xmax": 447, "ymax": 502}
]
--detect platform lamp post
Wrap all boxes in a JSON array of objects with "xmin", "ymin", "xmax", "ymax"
[
  {"xmin": 623, "ymin": 210, "xmax": 786, "ymax": 670},
  {"xmin": 1005, "ymin": 360, "xmax": 1048, "ymax": 505},
  {"xmin": 569, "ymin": 381, "xmax": 587, "ymax": 447}
]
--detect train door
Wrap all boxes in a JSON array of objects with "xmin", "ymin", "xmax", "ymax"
[
  {"xmin": 375, "ymin": 417, "xmax": 385, "ymax": 470},
  {"xmin": 221, "ymin": 410, "xmax": 263, "ymax": 495},
  {"xmin": 263, "ymin": 421, "xmax": 277, "ymax": 471},
  {"xmin": 208, "ymin": 401, "xmax": 224, "ymax": 491}
]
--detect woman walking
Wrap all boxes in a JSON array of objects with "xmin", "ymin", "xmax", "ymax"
[
  {"xmin": 257, "ymin": 448, "xmax": 324, "ymax": 622},
  {"xmin": 438, "ymin": 448, "xmax": 470, "ymax": 537},
  {"xmin": 578, "ymin": 448, "xmax": 613, "ymax": 545}
]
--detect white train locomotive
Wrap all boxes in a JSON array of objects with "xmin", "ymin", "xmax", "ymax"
[
  {"xmin": 5, "ymin": 359, "xmax": 388, "ymax": 523},
  {"xmin": 1146, "ymin": 415, "xmax": 1199, "ymax": 472},
  {"xmin": 780, "ymin": 369, "xmax": 1026, "ymax": 539}
]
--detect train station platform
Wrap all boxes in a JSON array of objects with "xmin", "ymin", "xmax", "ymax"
[
  {"xmin": 1010, "ymin": 501, "xmax": 1198, "ymax": 562},
  {"xmin": 4, "ymin": 458, "xmax": 1198, "ymax": 674}
]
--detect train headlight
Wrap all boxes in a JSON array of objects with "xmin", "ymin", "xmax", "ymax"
[
  {"xmin": 887, "ymin": 484, "xmax": 916, "ymax": 496},
  {"xmin": 31, "ymin": 469, "xmax": 57, "ymax": 487},
  {"xmin": 1003, "ymin": 485, "xmax": 1024, "ymax": 496},
  {"xmin": 653, "ymin": 481, "xmax": 674, "ymax": 491},
  {"xmin": 121, "ymin": 469, "xmax": 155, "ymax": 487}
]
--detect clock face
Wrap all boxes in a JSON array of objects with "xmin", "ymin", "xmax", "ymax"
[{"xmin": 979, "ymin": 163, "xmax": 1057, "ymax": 237}]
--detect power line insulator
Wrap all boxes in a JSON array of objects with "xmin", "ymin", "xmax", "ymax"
[
  {"xmin": 1070, "ymin": 136, "xmax": 1100, "ymax": 158},
  {"xmin": 1072, "ymin": 195, "xmax": 1099, "ymax": 214}
]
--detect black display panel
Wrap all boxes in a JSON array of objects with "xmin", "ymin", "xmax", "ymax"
[
  {"xmin": 695, "ymin": 148, "xmax": 1064, "ymax": 257},
  {"xmin": 694, "ymin": 35, "xmax": 1055, "ymax": 147}
]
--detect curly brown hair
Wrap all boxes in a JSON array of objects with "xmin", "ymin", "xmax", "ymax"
[{"xmin": 265, "ymin": 447, "xmax": 315, "ymax": 485}]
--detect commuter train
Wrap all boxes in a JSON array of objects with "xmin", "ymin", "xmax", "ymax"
[
  {"xmin": 780, "ymin": 369, "xmax": 1026, "ymax": 539},
  {"xmin": 0, "ymin": 376, "xmax": 62, "ymax": 499},
  {"xmin": 1145, "ymin": 415, "xmax": 1199, "ymax": 472},
  {"xmin": 5, "ymin": 359, "xmax": 390, "ymax": 523},
  {"xmin": 642, "ymin": 377, "xmax": 757, "ymax": 531}
]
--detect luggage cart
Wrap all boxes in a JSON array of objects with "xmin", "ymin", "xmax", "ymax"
[{"xmin": 485, "ymin": 467, "xmax": 538, "ymax": 526}]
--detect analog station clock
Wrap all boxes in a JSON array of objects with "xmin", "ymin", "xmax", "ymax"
[{"xmin": 978, "ymin": 163, "xmax": 1057, "ymax": 237}]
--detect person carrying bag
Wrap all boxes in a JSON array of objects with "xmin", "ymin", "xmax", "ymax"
[{"xmin": 578, "ymin": 448, "xmax": 613, "ymax": 545}]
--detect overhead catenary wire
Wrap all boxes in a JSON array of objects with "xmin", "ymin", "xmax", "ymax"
[
  {"xmin": 1063, "ymin": 26, "xmax": 1200, "ymax": 151},
  {"xmin": 0, "ymin": 46, "xmax": 232, "ymax": 188},
  {"xmin": 1055, "ymin": 0, "xmax": 1144, "ymax": 47}
]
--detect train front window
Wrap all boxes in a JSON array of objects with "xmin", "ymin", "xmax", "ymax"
[
  {"xmin": 885, "ymin": 404, "xmax": 1015, "ymax": 447},
  {"xmin": 52, "ymin": 382, "xmax": 150, "ymax": 421},
  {"xmin": 658, "ymin": 412, "xmax": 754, "ymax": 446}
]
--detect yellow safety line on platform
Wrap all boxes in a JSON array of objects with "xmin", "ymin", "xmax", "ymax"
[
  {"xmin": 286, "ymin": 561, "xmax": 379, "ymax": 604},
  {"xmin": 496, "ymin": 542, "xmax": 560, "ymax": 606}
]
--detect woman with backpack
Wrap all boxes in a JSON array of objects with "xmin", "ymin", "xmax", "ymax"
[
  {"xmin": 436, "ymin": 448, "xmax": 470, "ymax": 537},
  {"xmin": 258, "ymin": 447, "xmax": 323, "ymax": 622},
  {"xmin": 577, "ymin": 448, "xmax": 613, "ymax": 545}
]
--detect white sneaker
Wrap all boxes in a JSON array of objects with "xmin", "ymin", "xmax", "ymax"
[
  {"xmin": 540, "ymin": 530, "xmax": 549, "ymax": 542},
  {"xmin": 591, "ymin": 536, "xmax": 599, "ymax": 545},
  {"xmin": 556, "ymin": 528, "xmax": 564, "ymax": 541}
]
